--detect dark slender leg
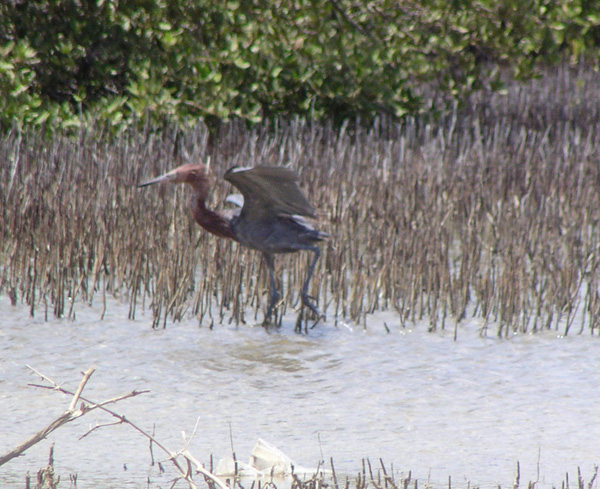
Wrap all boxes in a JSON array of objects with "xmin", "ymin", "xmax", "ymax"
[
  {"xmin": 300, "ymin": 246, "xmax": 324, "ymax": 322},
  {"xmin": 263, "ymin": 252, "xmax": 281, "ymax": 324}
]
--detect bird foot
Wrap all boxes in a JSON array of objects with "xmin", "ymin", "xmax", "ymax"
[
  {"xmin": 263, "ymin": 295, "xmax": 284, "ymax": 327},
  {"xmin": 295, "ymin": 294, "xmax": 325, "ymax": 333},
  {"xmin": 302, "ymin": 293, "xmax": 325, "ymax": 319}
]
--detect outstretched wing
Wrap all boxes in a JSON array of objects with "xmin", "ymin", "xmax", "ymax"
[{"xmin": 224, "ymin": 166, "xmax": 316, "ymax": 219}]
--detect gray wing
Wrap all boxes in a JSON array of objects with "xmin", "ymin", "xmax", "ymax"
[{"xmin": 224, "ymin": 166, "xmax": 316, "ymax": 219}]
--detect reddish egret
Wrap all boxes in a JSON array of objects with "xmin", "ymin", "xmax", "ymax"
[{"xmin": 138, "ymin": 163, "xmax": 328, "ymax": 324}]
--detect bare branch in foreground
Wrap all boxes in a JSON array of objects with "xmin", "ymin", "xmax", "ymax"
[
  {"xmin": 1, "ymin": 366, "xmax": 230, "ymax": 489},
  {"xmin": 0, "ymin": 367, "xmax": 95, "ymax": 467}
]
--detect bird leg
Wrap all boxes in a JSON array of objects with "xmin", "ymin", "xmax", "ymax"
[
  {"xmin": 300, "ymin": 246, "xmax": 325, "ymax": 324},
  {"xmin": 263, "ymin": 252, "xmax": 282, "ymax": 325}
]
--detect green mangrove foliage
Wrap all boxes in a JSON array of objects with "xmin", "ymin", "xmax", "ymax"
[{"xmin": 1, "ymin": 0, "xmax": 600, "ymax": 130}]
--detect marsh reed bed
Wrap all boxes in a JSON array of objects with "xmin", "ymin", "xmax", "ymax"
[{"xmin": 2, "ymin": 65, "xmax": 600, "ymax": 336}]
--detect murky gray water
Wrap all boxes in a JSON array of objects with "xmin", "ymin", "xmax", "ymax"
[{"xmin": 1, "ymin": 298, "xmax": 599, "ymax": 489}]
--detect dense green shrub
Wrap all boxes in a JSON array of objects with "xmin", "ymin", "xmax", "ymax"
[{"xmin": 1, "ymin": 0, "xmax": 599, "ymax": 130}]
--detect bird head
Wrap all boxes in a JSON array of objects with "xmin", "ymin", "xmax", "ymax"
[{"xmin": 138, "ymin": 163, "xmax": 215, "ymax": 199}]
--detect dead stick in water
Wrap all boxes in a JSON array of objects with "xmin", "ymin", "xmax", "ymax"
[
  {"xmin": 2, "ymin": 366, "xmax": 228, "ymax": 489},
  {"xmin": 0, "ymin": 367, "xmax": 95, "ymax": 467}
]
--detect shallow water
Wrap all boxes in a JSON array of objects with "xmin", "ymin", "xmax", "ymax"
[{"xmin": 0, "ymin": 297, "xmax": 599, "ymax": 489}]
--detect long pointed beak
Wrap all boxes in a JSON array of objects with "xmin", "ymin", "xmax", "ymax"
[{"xmin": 137, "ymin": 170, "xmax": 175, "ymax": 188}]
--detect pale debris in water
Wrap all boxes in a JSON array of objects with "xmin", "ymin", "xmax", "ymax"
[{"xmin": 215, "ymin": 438, "xmax": 321, "ymax": 478}]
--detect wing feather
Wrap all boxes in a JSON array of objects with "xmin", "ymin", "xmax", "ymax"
[{"xmin": 224, "ymin": 166, "xmax": 316, "ymax": 219}]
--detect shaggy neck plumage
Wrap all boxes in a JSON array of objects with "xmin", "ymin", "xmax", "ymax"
[{"xmin": 192, "ymin": 197, "xmax": 236, "ymax": 240}]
